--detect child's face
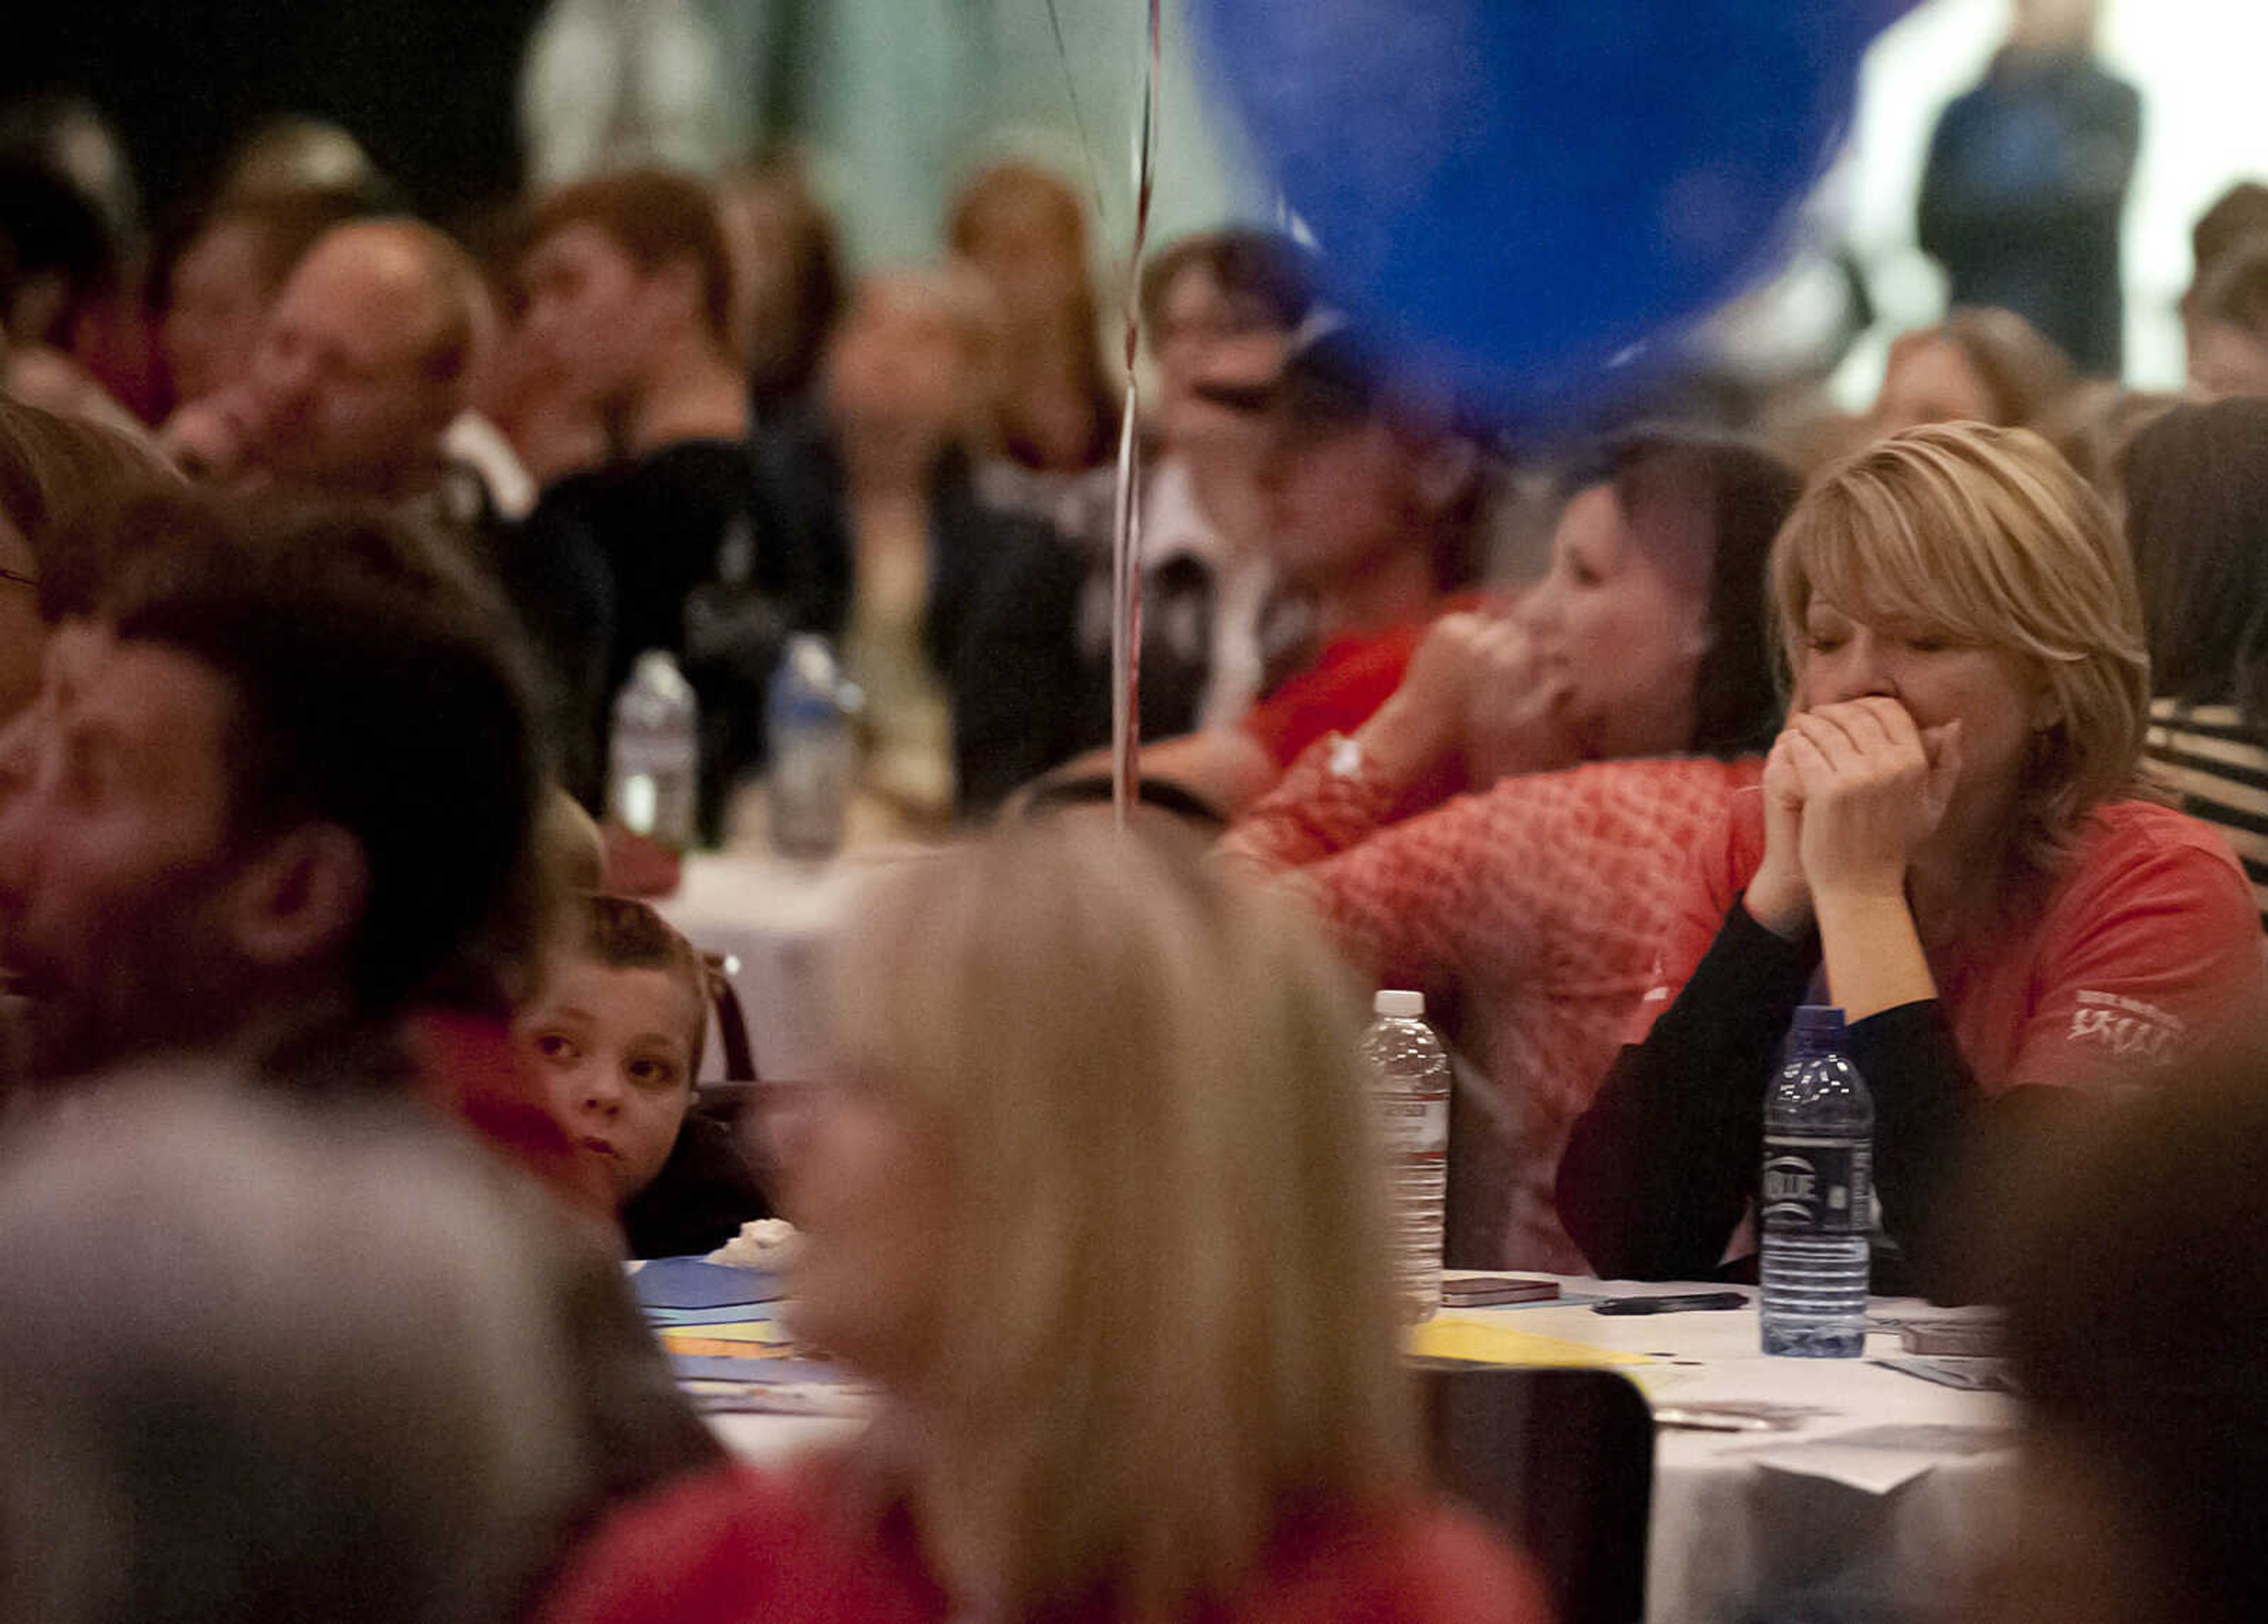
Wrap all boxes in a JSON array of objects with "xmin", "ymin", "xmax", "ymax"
[{"xmin": 517, "ymin": 959, "xmax": 702, "ymax": 1205}]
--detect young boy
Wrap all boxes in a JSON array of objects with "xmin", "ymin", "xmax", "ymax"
[{"xmin": 517, "ymin": 893, "xmax": 771, "ymax": 1257}]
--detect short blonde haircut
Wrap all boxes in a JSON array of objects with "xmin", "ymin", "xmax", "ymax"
[
  {"xmin": 1771, "ymin": 422, "xmax": 2151, "ymax": 872},
  {"xmin": 824, "ymin": 818, "xmax": 1418, "ymax": 1616}
]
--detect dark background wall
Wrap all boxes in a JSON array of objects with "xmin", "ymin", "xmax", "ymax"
[{"xmin": 1, "ymin": 1, "xmax": 548, "ymax": 229}]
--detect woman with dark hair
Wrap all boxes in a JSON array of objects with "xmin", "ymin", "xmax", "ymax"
[
  {"xmin": 1222, "ymin": 431, "xmax": 1801, "ymax": 1269},
  {"xmin": 2123, "ymin": 396, "xmax": 2268, "ymax": 927}
]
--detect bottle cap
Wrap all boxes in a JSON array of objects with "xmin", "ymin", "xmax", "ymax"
[
  {"xmin": 1790, "ymin": 1004, "xmax": 1846, "ymax": 1049},
  {"xmin": 1374, "ymin": 989, "xmax": 1425, "ymax": 1019}
]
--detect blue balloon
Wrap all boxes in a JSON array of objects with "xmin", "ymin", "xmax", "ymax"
[{"xmin": 1187, "ymin": 0, "xmax": 1913, "ymax": 425}]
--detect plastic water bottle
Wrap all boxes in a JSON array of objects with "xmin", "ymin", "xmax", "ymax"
[
  {"xmin": 1760, "ymin": 1005, "xmax": 1874, "ymax": 1357},
  {"xmin": 1361, "ymin": 990, "xmax": 1450, "ymax": 1322},
  {"xmin": 765, "ymin": 634, "xmax": 858, "ymax": 860},
  {"xmin": 608, "ymin": 650, "xmax": 699, "ymax": 850}
]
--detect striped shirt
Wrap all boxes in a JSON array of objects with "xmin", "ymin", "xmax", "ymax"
[{"xmin": 2145, "ymin": 698, "xmax": 2268, "ymax": 929}]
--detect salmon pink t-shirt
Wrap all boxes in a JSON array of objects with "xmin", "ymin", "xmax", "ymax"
[{"xmin": 1633, "ymin": 793, "xmax": 2267, "ymax": 1088}]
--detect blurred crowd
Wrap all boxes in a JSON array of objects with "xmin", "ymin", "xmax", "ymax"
[{"xmin": 4, "ymin": 2, "xmax": 2268, "ymax": 1623}]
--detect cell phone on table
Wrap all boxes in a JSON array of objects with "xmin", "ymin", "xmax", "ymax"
[{"xmin": 1439, "ymin": 1271, "xmax": 1560, "ymax": 1307}]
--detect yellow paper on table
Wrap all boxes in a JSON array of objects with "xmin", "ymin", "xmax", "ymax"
[
  {"xmin": 1407, "ymin": 1315, "xmax": 1654, "ymax": 1368},
  {"xmin": 664, "ymin": 1335, "xmax": 809, "ymax": 1359},
  {"xmin": 658, "ymin": 1320, "xmax": 794, "ymax": 1348}
]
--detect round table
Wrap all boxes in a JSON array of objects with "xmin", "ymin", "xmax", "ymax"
[{"xmin": 698, "ymin": 1278, "xmax": 2019, "ymax": 1624}]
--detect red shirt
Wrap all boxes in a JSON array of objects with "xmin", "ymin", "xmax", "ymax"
[
  {"xmin": 402, "ymin": 1009, "xmax": 618, "ymax": 1223},
  {"xmin": 535, "ymin": 1459, "xmax": 1552, "ymax": 1624},
  {"xmin": 1240, "ymin": 622, "xmax": 1433, "ymax": 769},
  {"xmin": 1223, "ymin": 751, "xmax": 1764, "ymax": 1270},
  {"xmin": 1634, "ymin": 795, "xmax": 2267, "ymax": 1087}
]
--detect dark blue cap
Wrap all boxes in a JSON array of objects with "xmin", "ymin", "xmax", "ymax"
[{"xmin": 1789, "ymin": 1004, "xmax": 1846, "ymax": 1056}]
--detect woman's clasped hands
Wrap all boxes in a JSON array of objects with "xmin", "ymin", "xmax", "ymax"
[{"xmin": 1745, "ymin": 696, "xmax": 1963, "ymax": 938}]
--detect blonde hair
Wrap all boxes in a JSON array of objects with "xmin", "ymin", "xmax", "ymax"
[
  {"xmin": 1772, "ymin": 422, "xmax": 2151, "ymax": 873},
  {"xmin": 824, "ymin": 818, "xmax": 1418, "ymax": 1616}
]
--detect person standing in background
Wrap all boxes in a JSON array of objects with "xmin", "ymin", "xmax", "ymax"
[{"xmin": 1918, "ymin": 0, "xmax": 2139, "ymax": 378}]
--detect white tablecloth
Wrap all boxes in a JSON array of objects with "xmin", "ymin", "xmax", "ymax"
[
  {"xmin": 1506, "ymin": 1283, "xmax": 2017, "ymax": 1624},
  {"xmin": 702, "ymin": 1279, "xmax": 2019, "ymax": 1624},
  {"xmin": 657, "ymin": 850, "xmax": 932, "ymax": 1084}
]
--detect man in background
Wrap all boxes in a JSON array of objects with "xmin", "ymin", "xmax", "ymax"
[
  {"xmin": 1918, "ymin": 0, "xmax": 2140, "ymax": 377},
  {"xmin": 168, "ymin": 219, "xmax": 527, "ymax": 519}
]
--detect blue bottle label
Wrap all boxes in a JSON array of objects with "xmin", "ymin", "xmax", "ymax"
[{"xmin": 1760, "ymin": 1139, "xmax": 1873, "ymax": 1235}]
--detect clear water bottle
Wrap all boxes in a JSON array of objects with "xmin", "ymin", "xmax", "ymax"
[
  {"xmin": 608, "ymin": 649, "xmax": 699, "ymax": 850},
  {"xmin": 1760, "ymin": 1005, "xmax": 1874, "ymax": 1357},
  {"xmin": 1360, "ymin": 990, "xmax": 1450, "ymax": 1322},
  {"xmin": 765, "ymin": 634, "xmax": 858, "ymax": 860}
]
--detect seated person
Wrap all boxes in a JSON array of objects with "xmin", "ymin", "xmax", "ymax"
[
  {"xmin": 157, "ymin": 188, "xmax": 367, "ymax": 415},
  {"xmin": 1222, "ymin": 431, "xmax": 1800, "ymax": 1269},
  {"xmin": 0, "ymin": 1070, "xmax": 719, "ymax": 1624},
  {"xmin": 0, "ymin": 487, "xmax": 610, "ymax": 1219},
  {"xmin": 1047, "ymin": 325, "xmax": 1490, "ymax": 818},
  {"xmin": 2184, "ymin": 235, "xmax": 2268, "ymax": 402},
  {"xmin": 1556, "ymin": 423, "xmax": 2268, "ymax": 1297},
  {"xmin": 1978, "ymin": 1043, "xmax": 2268, "ymax": 1624},
  {"xmin": 1057, "ymin": 230, "xmax": 1318, "ymax": 742},
  {"xmin": 509, "ymin": 168, "xmax": 794, "ymax": 819},
  {"xmin": 534, "ymin": 818, "xmax": 1549, "ymax": 1624},
  {"xmin": 757, "ymin": 266, "xmax": 1086, "ymax": 833},
  {"xmin": 169, "ymin": 219, "xmax": 511, "ymax": 518},
  {"xmin": 0, "ymin": 396, "xmax": 178, "ymax": 722},
  {"xmin": 1871, "ymin": 306, "xmax": 2075, "ymax": 438},
  {"xmin": 519, "ymin": 892, "xmax": 770, "ymax": 1258},
  {"xmin": 716, "ymin": 157, "xmax": 843, "ymax": 423},
  {"xmin": 1782, "ymin": 306, "xmax": 2077, "ymax": 471},
  {"xmin": 947, "ymin": 162, "xmax": 1119, "ymax": 478},
  {"xmin": 2123, "ymin": 397, "xmax": 2268, "ymax": 927}
]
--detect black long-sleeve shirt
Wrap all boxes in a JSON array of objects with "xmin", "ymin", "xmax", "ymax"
[{"xmin": 1555, "ymin": 899, "xmax": 2075, "ymax": 1300}]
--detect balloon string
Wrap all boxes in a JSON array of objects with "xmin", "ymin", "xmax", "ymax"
[
  {"xmin": 1041, "ymin": 0, "xmax": 1113, "ymax": 233},
  {"xmin": 1110, "ymin": 0, "xmax": 1162, "ymax": 832}
]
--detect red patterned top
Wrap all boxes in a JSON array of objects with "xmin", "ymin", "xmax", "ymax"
[{"xmin": 1221, "ymin": 741, "xmax": 1762, "ymax": 1270}]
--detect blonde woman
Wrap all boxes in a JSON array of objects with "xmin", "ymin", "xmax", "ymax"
[
  {"xmin": 536, "ymin": 819, "xmax": 1548, "ymax": 1624},
  {"xmin": 1559, "ymin": 423, "xmax": 2266, "ymax": 1297}
]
